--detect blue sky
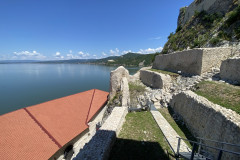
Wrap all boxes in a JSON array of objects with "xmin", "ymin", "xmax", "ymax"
[{"xmin": 0, "ymin": 0, "xmax": 193, "ymax": 60}]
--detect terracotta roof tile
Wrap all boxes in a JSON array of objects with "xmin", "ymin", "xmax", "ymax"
[
  {"xmin": 0, "ymin": 89, "xmax": 109, "ymax": 159},
  {"xmin": 0, "ymin": 109, "xmax": 59, "ymax": 160},
  {"xmin": 87, "ymin": 89, "xmax": 109, "ymax": 122},
  {"xmin": 26, "ymin": 90, "xmax": 94, "ymax": 146}
]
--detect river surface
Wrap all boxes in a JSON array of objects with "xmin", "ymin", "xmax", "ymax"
[{"xmin": 0, "ymin": 63, "xmax": 139, "ymax": 115}]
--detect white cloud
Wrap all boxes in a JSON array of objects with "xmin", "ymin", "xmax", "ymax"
[
  {"xmin": 13, "ymin": 50, "xmax": 46, "ymax": 60},
  {"xmin": 102, "ymin": 52, "xmax": 107, "ymax": 56},
  {"xmin": 66, "ymin": 54, "xmax": 75, "ymax": 59},
  {"xmin": 55, "ymin": 52, "xmax": 60, "ymax": 56},
  {"xmin": 69, "ymin": 50, "xmax": 72, "ymax": 53},
  {"xmin": 110, "ymin": 48, "xmax": 120, "ymax": 56},
  {"xmin": 122, "ymin": 50, "xmax": 132, "ymax": 55},
  {"xmin": 150, "ymin": 36, "xmax": 161, "ymax": 40},
  {"xmin": 83, "ymin": 53, "xmax": 90, "ymax": 57},
  {"xmin": 78, "ymin": 51, "xmax": 84, "ymax": 55},
  {"xmin": 137, "ymin": 47, "xmax": 163, "ymax": 54},
  {"xmin": 77, "ymin": 51, "xmax": 91, "ymax": 58},
  {"xmin": 55, "ymin": 52, "xmax": 64, "ymax": 59},
  {"xmin": 64, "ymin": 51, "xmax": 94, "ymax": 59}
]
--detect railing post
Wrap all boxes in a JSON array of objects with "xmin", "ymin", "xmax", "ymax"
[
  {"xmin": 176, "ymin": 138, "xmax": 181, "ymax": 158},
  {"xmin": 198, "ymin": 139, "xmax": 202, "ymax": 153},
  {"xmin": 217, "ymin": 150, "xmax": 223, "ymax": 160},
  {"xmin": 190, "ymin": 143, "xmax": 197, "ymax": 160}
]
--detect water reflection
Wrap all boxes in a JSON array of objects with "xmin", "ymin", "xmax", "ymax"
[{"xmin": 0, "ymin": 64, "xmax": 140, "ymax": 115}]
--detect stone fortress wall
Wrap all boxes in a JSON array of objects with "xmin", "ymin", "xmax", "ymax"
[
  {"xmin": 170, "ymin": 91, "xmax": 240, "ymax": 160},
  {"xmin": 140, "ymin": 69, "xmax": 172, "ymax": 89},
  {"xmin": 220, "ymin": 57, "xmax": 240, "ymax": 84},
  {"xmin": 74, "ymin": 66, "xmax": 130, "ymax": 160},
  {"xmin": 152, "ymin": 48, "xmax": 232, "ymax": 75},
  {"xmin": 179, "ymin": 0, "xmax": 235, "ymax": 26}
]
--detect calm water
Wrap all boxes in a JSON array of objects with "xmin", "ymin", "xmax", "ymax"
[{"xmin": 0, "ymin": 64, "xmax": 139, "ymax": 115}]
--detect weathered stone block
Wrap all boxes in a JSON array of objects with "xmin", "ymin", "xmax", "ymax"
[
  {"xmin": 170, "ymin": 91, "xmax": 240, "ymax": 160},
  {"xmin": 140, "ymin": 69, "xmax": 172, "ymax": 89},
  {"xmin": 220, "ymin": 58, "xmax": 240, "ymax": 84},
  {"xmin": 153, "ymin": 48, "xmax": 231, "ymax": 75},
  {"xmin": 109, "ymin": 66, "xmax": 129, "ymax": 100}
]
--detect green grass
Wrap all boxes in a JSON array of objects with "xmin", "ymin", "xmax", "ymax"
[
  {"xmin": 109, "ymin": 111, "xmax": 174, "ymax": 160},
  {"xmin": 129, "ymin": 82, "xmax": 146, "ymax": 93},
  {"xmin": 194, "ymin": 81, "xmax": 240, "ymax": 114},
  {"xmin": 149, "ymin": 69, "xmax": 179, "ymax": 77},
  {"xmin": 158, "ymin": 107, "xmax": 196, "ymax": 148}
]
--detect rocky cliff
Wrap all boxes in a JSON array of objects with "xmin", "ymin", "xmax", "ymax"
[{"xmin": 162, "ymin": 0, "xmax": 240, "ymax": 54}]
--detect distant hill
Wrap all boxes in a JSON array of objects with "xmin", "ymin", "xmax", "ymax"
[
  {"xmin": 48, "ymin": 52, "xmax": 156, "ymax": 66},
  {"xmin": 0, "ymin": 53, "xmax": 155, "ymax": 67},
  {"xmin": 94, "ymin": 53, "xmax": 155, "ymax": 66},
  {"xmin": 0, "ymin": 60, "xmax": 40, "ymax": 64},
  {"xmin": 37, "ymin": 59, "xmax": 97, "ymax": 64}
]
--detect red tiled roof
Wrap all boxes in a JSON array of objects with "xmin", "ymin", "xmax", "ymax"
[
  {"xmin": 0, "ymin": 109, "xmax": 59, "ymax": 160},
  {"xmin": 87, "ymin": 89, "xmax": 110, "ymax": 122},
  {"xmin": 0, "ymin": 89, "xmax": 109, "ymax": 160}
]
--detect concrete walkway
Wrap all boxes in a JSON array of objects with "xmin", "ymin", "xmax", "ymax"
[{"xmin": 150, "ymin": 105, "xmax": 190, "ymax": 154}]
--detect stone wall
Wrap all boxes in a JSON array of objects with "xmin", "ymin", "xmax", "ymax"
[
  {"xmin": 201, "ymin": 48, "xmax": 232, "ymax": 73},
  {"xmin": 153, "ymin": 48, "xmax": 231, "ymax": 75},
  {"xmin": 220, "ymin": 58, "xmax": 240, "ymax": 84},
  {"xmin": 140, "ymin": 69, "xmax": 172, "ymax": 89},
  {"xmin": 74, "ymin": 107, "xmax": 128, "ymax": 160},
  {"xmin": 170, "ymin": 91, "xmax": 240, "ymax": 159},
  {"xmin": 109, "ymin": 66, "xmax": 129, "ymax": 100},
  {"xmin": 180, "ymin": 0, "xmax": 235, "ymax": 26}
]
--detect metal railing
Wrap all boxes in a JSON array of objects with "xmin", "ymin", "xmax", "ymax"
[{"xmin": 176, "ymin": 137, "xmax": 240, "ymax": 160}]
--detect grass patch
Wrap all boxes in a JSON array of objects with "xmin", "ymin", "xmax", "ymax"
[
  {"xmin": 159, "ymin": 107, "xmax": 196, "ymax": 148},
  {"xmin": 109, "ymin": 111, "xmax": 174, "ymax": 160},
  {"xmin": 128, "ymin": 81, "xmax": 146, "ymax": 108},
  {"xmin": 129, "ymin": 82, "xmax": 146, "ymax": 93},
  {"xmin": 194, "ymin": 81, "xmax": 240, "ymax": 114},
  {"xmin": 149, "ymin": 69, "xmax": 179, "ymax": 77}
]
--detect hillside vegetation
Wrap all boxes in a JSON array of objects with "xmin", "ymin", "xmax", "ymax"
[
  {"xmin": 35, "ymin": 53, "xmax": 155, "ymax": 67},
  {"xmin": 94, "ymin": 53, "xmax": 155, "ymax": 66},
  {"xmin": 161, "ymin": 2, "xmax": 240, "ymax": 54}
]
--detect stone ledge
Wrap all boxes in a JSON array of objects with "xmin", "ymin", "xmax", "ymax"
[{"xmin": 140, "ymin": 69, "xmax": 172, "ymax": 89}]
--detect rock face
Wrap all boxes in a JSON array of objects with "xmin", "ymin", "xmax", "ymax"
[
  {"xmin": 153, "ymin": 48, "xmax": 232, "ymax": 75},
  {"xmin": 179, "ymin": 0, "xmax": 235, "ymax": 26},
  {"xmin": 220, "ymin": 57, "xmax": 240, "ymax": 84},
  {"xmin": 109, "ymin": 66, "xmax": 129, "ymax": 100},
  {"xmin": 170, "ymin": 91, "xmax": 240, "ymax": 160},
  {"xmin": 140, "ymin": 69, "xmax": 172, "ymax": 90},
  {"xmin": 177, "ymin": 7, "xmax": 187, "ymax": 27}
]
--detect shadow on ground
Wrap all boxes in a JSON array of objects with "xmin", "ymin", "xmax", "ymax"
[
  {"xmin": 168, "ymin": 107, "xmax": 196, "ymax": 143},
  {"xmin": 109, "ymin": 138, "xmax": 173, "ymax": 160}
]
